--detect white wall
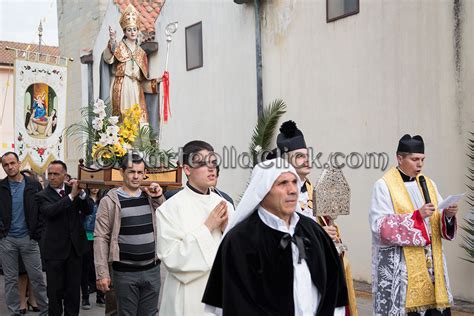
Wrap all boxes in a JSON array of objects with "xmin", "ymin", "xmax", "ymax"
[
  {"xmin": 57, "ymin": 0, "xmax": 109, "ymax": 175},
  {"xmin": 155, "ymin": 0, "xmax": 258, "ymax": 200},
  {"xmin": 261, "ymin": 0, "xmax": 473, "ymax": 300}
]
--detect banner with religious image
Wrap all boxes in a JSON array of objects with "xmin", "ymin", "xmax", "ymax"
[{"xmin": 14, "ymin": 59, "xmax": 67, "ymax": 173}]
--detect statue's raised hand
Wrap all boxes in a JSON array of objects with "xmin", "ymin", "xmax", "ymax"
[
  {"xmin": 109, "ymin": 26, "xmax": 116, "ymax": 42},
  {"xmin": 108, "ymin": 26, "xmax": 117, "ymax": 52}
]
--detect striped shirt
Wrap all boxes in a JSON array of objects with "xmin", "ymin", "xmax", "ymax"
[{"xmin": 113, "ymin": 189, "xmax": 156, "ymax": 271}]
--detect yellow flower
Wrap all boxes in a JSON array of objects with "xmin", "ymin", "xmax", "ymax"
[
  {"xmin": 113, "ymin": 143, "xmax": 126, "ymax": 157},
  {"xmin": 115, "ymin": 104, "xmax": 143, "ymax": 149},
  {"xmin": 89, "ymin": 102, "xmax": 146, "ymax": 162},
  {"xmin": 91, "ymin": 144, "xmax": 103, "ymax": 157},
  {"xmin": 120, "ymin": 128, "xmax": 131, "ymax": 139},
  {"xmin": 122, "ymin": 118, "xmax": 131, "ymax": 129}
]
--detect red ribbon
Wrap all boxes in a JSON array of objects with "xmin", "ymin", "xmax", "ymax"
[{"xmin": 162, "ymin": 71, "xmax": 170, "ymax": 122}]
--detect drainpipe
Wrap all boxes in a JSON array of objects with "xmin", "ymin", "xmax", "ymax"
[
  {"xmin": 235, "ymin": 0, "xmax": 263, "ymax": 119},
  {"xmin": 453, "ymin": 0, "xmax": 463, "ymax": 134},
  {"xmin": 80, "ymin": 50, "xmax": 94, "ymax": 165},
  {"xmin": 254, "ymin": 0, "xmax": 263, "ymax": 118}
]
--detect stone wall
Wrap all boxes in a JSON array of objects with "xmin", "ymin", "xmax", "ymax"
[{"xmin": 56, "ymin": 0, "xmax": 109, "ymax": 171}]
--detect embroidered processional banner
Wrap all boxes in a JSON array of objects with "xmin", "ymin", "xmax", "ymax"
[{"xmin": 14, "ymin": 59, "xmax": 67, "ymax": 173}]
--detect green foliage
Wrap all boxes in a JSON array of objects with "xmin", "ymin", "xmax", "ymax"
[
  {"xmin": 460, "ymin": 215, "xmax": 474, "ymax": 263},
  {"xmin": 249, "ymin": 99, "xmax": 287, "ymax": 166},
  {"xmin": 237, "ymin": 99, "xmax": 287, "ymax": 203},
  {"xmin": 460, "ymin": 131, "xmax": 474, "ymax": 263},
  {"xmin": 65, "ymin": 104, "xmax": 102, "ymax": 148},
  {"xmin": 134, "ymin": 125, "xmax": 158, "ymax": 151},
  {"xmin": 144, "ymin": 147, "xmax": 177, "ymax": 169},
  {"xmin": 66, "ymin": 101, "xmax": 109, "ymax": 165},
  {"xmin": 134, "ymin": 125, "xmax": 177, "ymax": 169}
]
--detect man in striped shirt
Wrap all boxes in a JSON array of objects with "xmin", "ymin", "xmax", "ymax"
[{"xmin": 94, "ymin": 154, "xmax": 165, "ymax": 315}]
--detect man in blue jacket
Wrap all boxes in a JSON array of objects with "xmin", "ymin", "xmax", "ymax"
[{"xmin": 0, "ymin": 152, "xmax": 48, "ymax": 315}]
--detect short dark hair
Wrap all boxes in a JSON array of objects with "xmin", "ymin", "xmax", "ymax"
[
  {"xmin": 86, "ymin": 188, "xmax": 106, "ymax": 201},
  {"xmin": 182, "ymin": 140, "xmax": 214, "ymax": 166},
  {"xmin": 22, "ymin": 169, "xmax": 33, "ymax": 176},
  {"xmin": 49, "ymin": 160, "xmax": 68, "ymax": 172},
  {"xmin": 21, "ymin": 169, "xmax": 40, "ymax": 181},
  {"xmin": 1, "ymin": 151, "xmax": 19, "ymax": 162},
  {"xmin": 120, "ymin": 153, "xmax": 145, "ymax": 170},
  {"xmin": 396, "ymin": 152, "xmax": 411, "ymax": 158}
]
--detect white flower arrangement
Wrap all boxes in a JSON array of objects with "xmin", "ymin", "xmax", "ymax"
[
  {"xmin": 67, "ymin": 98, "xmax": 177, "ymax": 169},
  {"xmin": 89, "ymin": 100, "xmax": 120, "ymax": 146}
]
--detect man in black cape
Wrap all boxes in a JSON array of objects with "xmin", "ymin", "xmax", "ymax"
[{"xmin": 202, "ymin": 158, "xmax": 348, "ymax": 316}]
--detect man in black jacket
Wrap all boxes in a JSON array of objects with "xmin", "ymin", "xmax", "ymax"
[
  {"xmin": 36, "ymin": 160, "xmax": 92, "ymax": 316},
  {"xmin": 0, "ymin": 152, "xmax": 48, "ymax": 315}
]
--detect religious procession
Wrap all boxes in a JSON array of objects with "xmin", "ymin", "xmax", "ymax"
[{"xmin": 0, "ymin": 1, "xmax": 473, "ymax": 316}]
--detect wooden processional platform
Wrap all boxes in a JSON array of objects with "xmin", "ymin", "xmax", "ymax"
[{"xmin": 77, "ymin": 159, "xmax": 183, "ymax": 191}]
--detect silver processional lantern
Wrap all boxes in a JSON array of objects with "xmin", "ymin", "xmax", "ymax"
[{"xmin": 312, "ymin": 166, "xmax": 351, "ymax": 254}]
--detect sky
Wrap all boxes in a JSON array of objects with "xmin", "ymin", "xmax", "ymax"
[{"xmin": 0, "ymin": 0, "xmax": 59, "ymax": 46}]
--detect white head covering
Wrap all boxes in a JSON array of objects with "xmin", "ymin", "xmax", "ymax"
[{"xmin": 223, "ymin": 157, "xmax": 302, "ymax": 236}]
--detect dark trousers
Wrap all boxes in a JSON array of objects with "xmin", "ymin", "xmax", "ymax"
[
  {"xmin": 45, "ymin": 249, "xmax": 82, "ymax": 316},
  {"xmin": 105, "ymin": 289, "xmax": 118, "ymax": 316},
  {"xmin": 112, "ymin": 264, "xmax": 161, "ymax": 316},
  {"xmin": 408, "ymin": 308, "xmax": 451, "ymax": 316},
  {"xmin": 81, "ymin": 240, "xmax": 104, "ymax": 301},
  {"xmin": 105, "ymin": 263, "xmax": 118, "ymax": 316}
]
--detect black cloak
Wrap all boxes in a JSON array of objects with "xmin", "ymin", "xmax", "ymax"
[{"xmin": 202, "ymin": 210, "xmax": 348, "ymax": 316}]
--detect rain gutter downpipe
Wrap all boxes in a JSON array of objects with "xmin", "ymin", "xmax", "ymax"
[{"xmin": 234, "ymin": 0, "xmax": 264, "ymax": 119}]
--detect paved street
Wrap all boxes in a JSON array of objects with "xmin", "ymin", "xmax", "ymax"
[
  {"xmin": 0, "ymin": 266, "xmax": 372, "ymax": 316},
  {"xmin": 1, "ymin": 270, "xmax": 472, "ymax": 315},
  {"xmin": 0, "ymin": 264, "xmax": 168, "ymax": 316},
  {"xmin": 0, "ymin": 273, "xmax": 106, "ymax": 315},
  {"xmin": 0, "ymin": 265, "xmax": 376, "ymax": 315}
]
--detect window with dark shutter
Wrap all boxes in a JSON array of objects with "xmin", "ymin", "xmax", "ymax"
[
  {"xmin": 185, "ymin": 22, "xmax": 203, "ymax": 71},
  {"xmin": 327, "ymin": 0, "xmax": 359, "ymax": 22}
]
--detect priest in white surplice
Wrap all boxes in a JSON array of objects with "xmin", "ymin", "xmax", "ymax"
[
  {"xmin": 369, "ymin": 134, "xmax": 458, "ymax": 316},
  {"xmin": 156, "ymin": 141, "xmax": 234, "ymax": 316}
]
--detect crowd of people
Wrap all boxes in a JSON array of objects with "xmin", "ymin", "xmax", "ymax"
[{"xmin": 0, "ymin": 121, "xmax": 459, "ymax": 316}]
